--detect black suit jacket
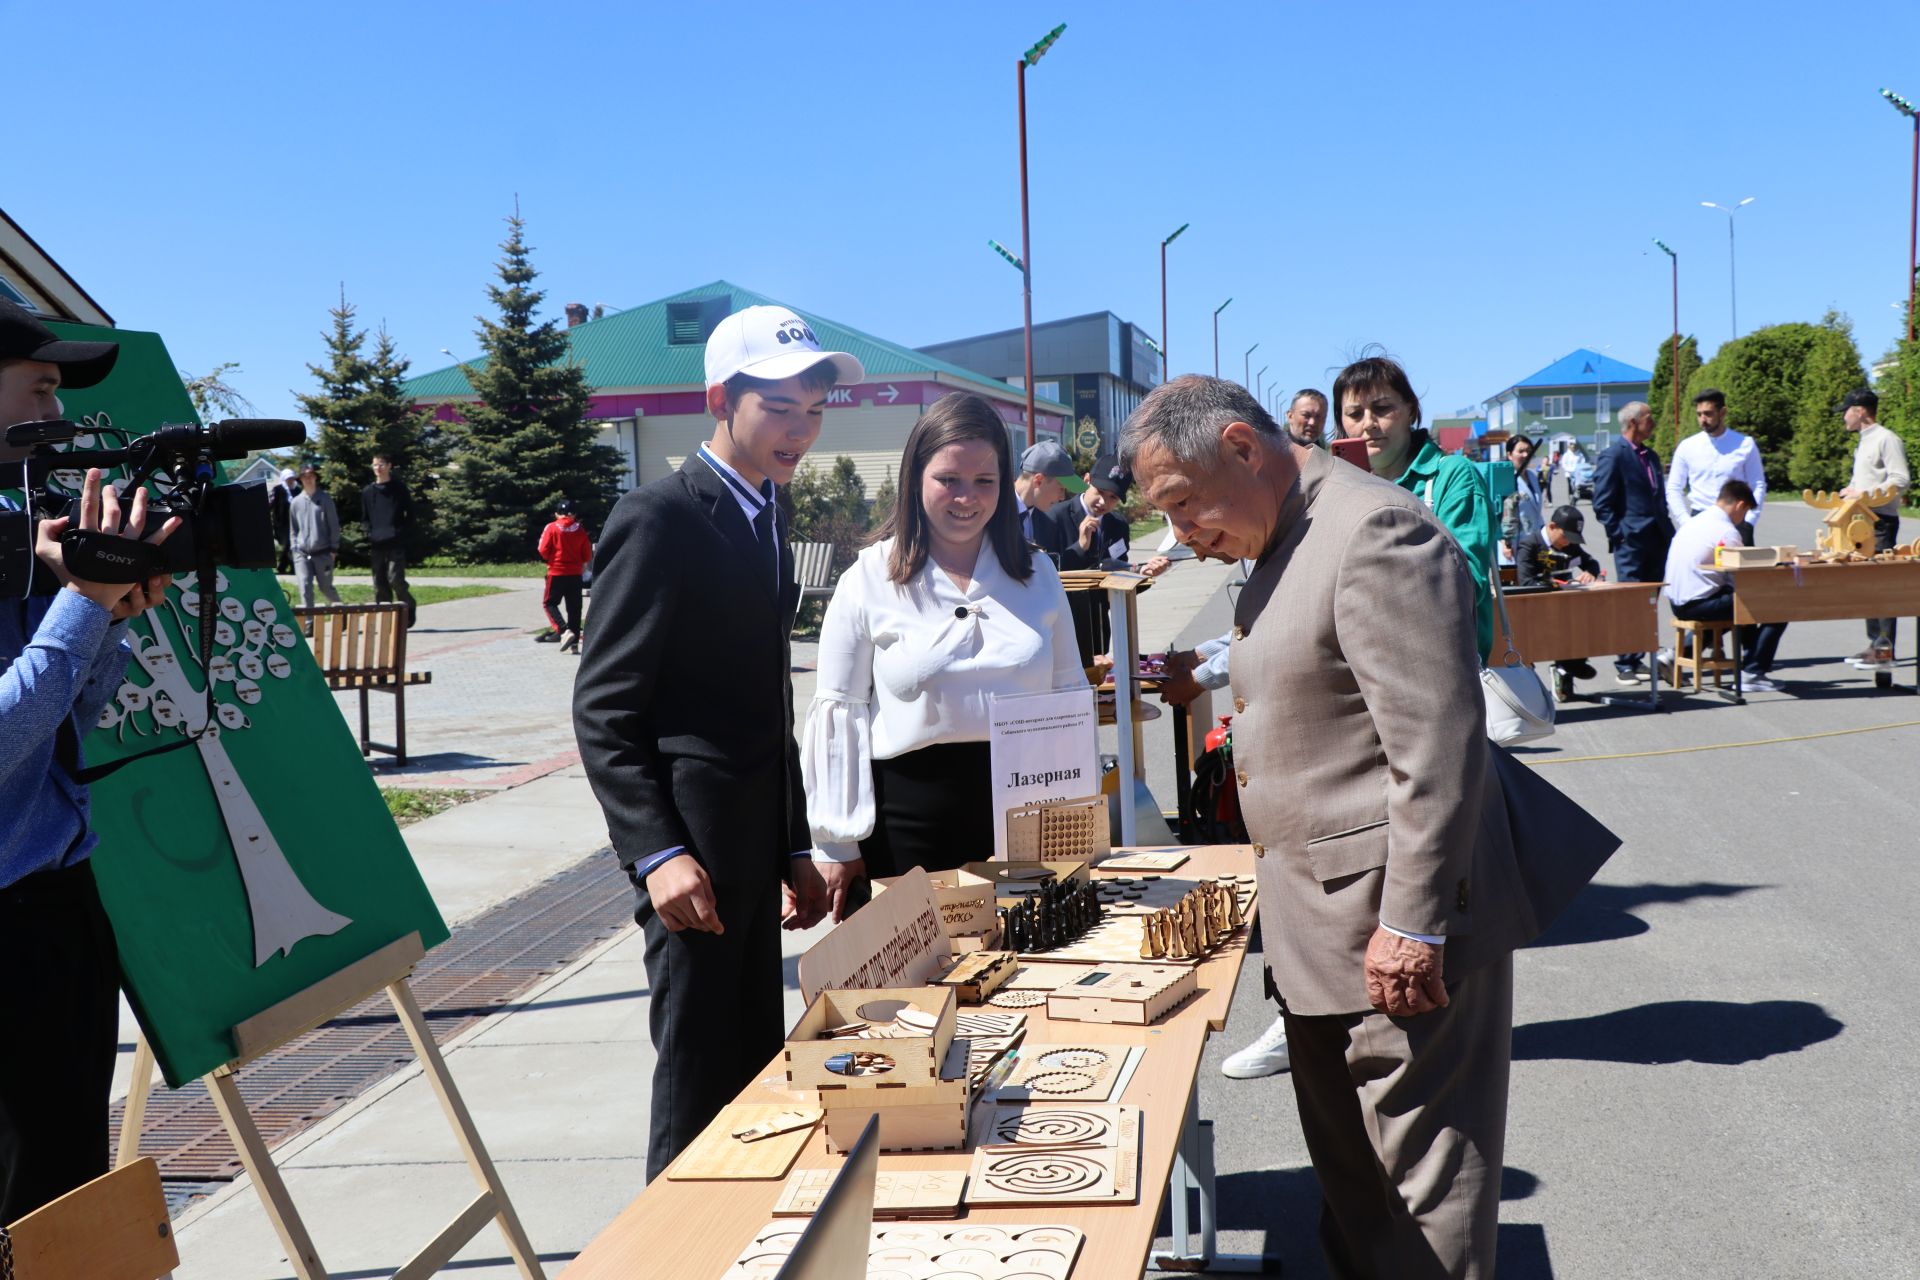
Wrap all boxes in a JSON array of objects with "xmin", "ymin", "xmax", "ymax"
[
  {"xmin": 1022, "ymin": 499, "xmax": 1070, "ymax": 560},
  {"xmin": 573, "ymin": 454, "xmax": 808, "ymax": 886},
  {"xmin": 1590, "ymin": 439, "xmax": 1674, "ymax": 579},
  {"xmin": 1049, "ymin": 495, "xmax": 1132, "ymax": 571}
]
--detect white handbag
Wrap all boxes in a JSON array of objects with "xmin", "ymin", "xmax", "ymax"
[{"xmin": 1481, "ymin": 564, "xmax": 1555, "ymax": 744}]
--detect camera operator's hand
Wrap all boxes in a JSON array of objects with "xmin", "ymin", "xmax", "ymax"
[{"xmin": 35, "ymin": 468, "xmax": 179, "ymax": 617}]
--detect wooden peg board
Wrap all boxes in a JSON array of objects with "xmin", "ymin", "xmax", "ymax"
[
  {"xmin": 772, "ymin": 1167, "xmax": 967, "ymax": 1220},
  {"xmin": 1005, "ymin": 795, "xmax": 1109, "ymax": 862},
  {"xmin": 665, "ymin": 1103, "xmax": 821, "ymax": 1181},
  {"xmin": 724, "ymin": 1221, "xmax": 1085, "ymax": 1279},
  {"xmin": 965, "ymin": 1104, "xmax": 1142, "ymax": 1207}
]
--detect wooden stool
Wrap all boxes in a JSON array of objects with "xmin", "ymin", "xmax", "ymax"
[{"xmin": 1671, "ymin": 618, "xmax": 1738, "ymax": 691}]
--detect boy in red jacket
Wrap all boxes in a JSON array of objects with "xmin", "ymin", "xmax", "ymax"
[{"xmin": 537, "ymin": 498, "xmax": 592, "ymax": 653}]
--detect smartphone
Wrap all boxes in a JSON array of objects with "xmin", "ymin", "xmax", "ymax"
[{"xmin": 1330, "ymin": 437, "xmax": 1371, "ymax": 472}]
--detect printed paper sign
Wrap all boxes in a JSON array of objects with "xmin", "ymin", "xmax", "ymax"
[{"xmin": 988, "ymin": 688, "xmax": 1100, "ymax": 859}]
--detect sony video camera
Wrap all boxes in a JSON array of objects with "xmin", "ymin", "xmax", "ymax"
[{"xmin": 0, "ymin": 417, "xmax": 305, "ymax": 598}]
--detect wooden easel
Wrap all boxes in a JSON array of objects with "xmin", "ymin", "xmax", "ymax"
[{"xmin": 115, "ymin": 932, "xmax": 544, "ymax": 1280}]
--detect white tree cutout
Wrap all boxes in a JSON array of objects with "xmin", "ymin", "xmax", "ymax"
[{"xmin": 73, "ymin": 414, "xmax": 352, "ymax": 966}]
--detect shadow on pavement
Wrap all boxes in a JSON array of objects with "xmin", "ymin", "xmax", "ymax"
[
  {"xmin": 1161, "ymin": 1166, "xmax": 1547, "ymax": 1277},
  {"xmin": 1513, "ymin": 999, "xmax": 1842, "ymax": 1065},
  {"xmin": 372, "ymin": 751, "xmax": 526, "ymax": 775},
  {"xmin": 275, "ymin": 1253, "xmax": 580, "ymax": 1279},
  {"xmin": 1527, "ymin": 881, "xmax": 1768, "ymax": 948}
]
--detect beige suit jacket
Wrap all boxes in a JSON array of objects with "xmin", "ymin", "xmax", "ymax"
[{"xmin": 1232, "ymin": 447, "xmax": 1532, "ymax": 1016}]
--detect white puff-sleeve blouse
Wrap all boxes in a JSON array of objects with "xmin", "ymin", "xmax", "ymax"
[{"xmin": 802, "ymin": 538, "xmax": 1088, "ymax": 862}]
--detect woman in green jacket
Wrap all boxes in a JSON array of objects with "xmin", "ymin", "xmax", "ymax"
[{"xmin": 1332, "ymin": 355, "xmax": 1495, "ymax": 661}]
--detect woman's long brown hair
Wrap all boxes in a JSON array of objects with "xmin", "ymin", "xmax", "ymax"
[{"xmin": 875, "ymin": 392, "xmax": 1034, "ymax": 585}]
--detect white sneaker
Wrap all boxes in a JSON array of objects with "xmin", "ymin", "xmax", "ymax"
[
  {"xmin": 1221, "ymin": 1013, "xmax": 1290, "ymax": 1078},
  {"xmin": 1740, "ymin": 672, "xmax": 1781, "ymax": 693}
]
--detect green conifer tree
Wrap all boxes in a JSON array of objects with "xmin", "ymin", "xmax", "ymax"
[
  {"xmin": 1787, "ymin": 311, "xmax": 1868, "ymax": 492},
  {"xmin": 436, "ymin": 208, "xmax": 623, "ymax": 562},
  {"xmin": 1873, "ymin": 291, "xmax": 1920, "ymax": 466},
  {"xmin": 1648, "ymin": 335, "xmax": 1703, "ymax": 460},
  {"xmin": 295, "ymin": 288, "xmax": 373, "ymax": 560}
]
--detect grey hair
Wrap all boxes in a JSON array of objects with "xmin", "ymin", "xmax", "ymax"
[
  {"xmin": 1618, "ymin": 400, "xmax": 1651, "ymax": 425},
  {"xmin": 1119, "ymin": 374, "xmax": 1285, "ymax": 472},
  {"xmin": 1289, "ymin": 387, "xmax": 1329, "ymax": 412}
]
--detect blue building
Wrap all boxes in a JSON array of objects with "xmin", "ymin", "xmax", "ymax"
[{"xmin": 1483, "ymin": 349, "xmax": 1653, "ymax": 457}]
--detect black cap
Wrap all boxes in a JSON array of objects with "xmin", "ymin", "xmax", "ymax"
[
  {"xmin": 1088, "ymin": 453, "xmax": 1130, "ymax": 498},
  {"xmin": 1838, "ymin": 388, "xmax": 1879, "ymax": 415},
  {"xmin": 1548, "ymin": 505, "xmax": 1585, "ymax": 543},
  {"xmin": 554, "ymin": 497, "xmax": 575, "ymax": 515},
  {"xmin": 0, "ymin": 300, "xmax": 118, "ymax": 389}
]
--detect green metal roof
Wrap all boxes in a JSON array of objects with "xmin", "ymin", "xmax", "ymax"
[{"xmin": 404, "ymin": 280, "xmax": 1072, "ymax": 413}]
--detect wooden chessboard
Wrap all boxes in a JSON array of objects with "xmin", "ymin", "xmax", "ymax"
[{"xmin": 1016, "ymin": 875, "xmax": 1256, "ymax": 966}]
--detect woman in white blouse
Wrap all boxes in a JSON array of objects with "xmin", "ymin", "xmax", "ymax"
[{"xmin": 803, "ymin": 392, "xmax": 1087, "ymax": 887}]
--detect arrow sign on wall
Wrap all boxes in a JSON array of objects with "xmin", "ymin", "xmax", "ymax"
[{"xmin": 878, "ymin": 384, "xmax": 900, "ymax": 404}]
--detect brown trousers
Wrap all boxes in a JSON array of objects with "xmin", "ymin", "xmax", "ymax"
[{"xmin": 1282, "ymin": 953, "xmax": 1513, "ymax": 1280}]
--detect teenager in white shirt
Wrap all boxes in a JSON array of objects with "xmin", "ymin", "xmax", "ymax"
[
  {"xmin": 803, "ymin": 393, "xmax": 1086, "ymax": 899},
  {"xmin": 1662, "ymin": 479, "xmax": 1788, "ymax": 692},
  {"xmin": 1665, "ymin": 388, "xmax": 1766, "ymax": 542}
]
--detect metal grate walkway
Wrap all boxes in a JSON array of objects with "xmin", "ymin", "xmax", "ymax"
[{"xmin": 114, "ymin": 846, "xmax": 635, "ymax": 1201}]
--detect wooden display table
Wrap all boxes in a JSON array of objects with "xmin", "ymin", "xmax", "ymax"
[
  {"xmin": 1730, "ymin": 560, "xmax": 1920, "ymax": 696},
  {"xmin": 565, "ymin": 846, "xmax": 1260, "ymax": 1279},
  {"xmin": 1502, "ymin": 581, "xmax": 1665, "ymax": 708}
]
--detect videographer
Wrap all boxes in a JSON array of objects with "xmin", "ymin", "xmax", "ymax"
[{"xmin": 0, "ymin": 303, "xmax": 177, "ymax": 1223}]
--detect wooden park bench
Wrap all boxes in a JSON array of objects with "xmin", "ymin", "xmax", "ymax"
[
  {"xmin": 292, "ymin": 602, "xmax": 432, "ymax": 765},
  {"xmin": 792, "ymin": 540, "xmax": 837, "ymax": 604}
]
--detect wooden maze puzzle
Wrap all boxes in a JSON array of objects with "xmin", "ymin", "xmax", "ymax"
[{"xmin": 965, "ymin": 1104, "xmax": 1142, "ymax": 1207}]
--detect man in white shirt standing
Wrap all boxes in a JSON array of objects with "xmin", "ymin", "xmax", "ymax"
[
  {"xmin": 1836, "ymin": 388, "xmax": 1911, "ymax": 668},
  {"xmin": 1663, "ymin": 480, "xmax": 1788, "ymax": 692},
  {"xmin": 1666, "ymin": 388, "xmax": 1767, "ymax": 545}
]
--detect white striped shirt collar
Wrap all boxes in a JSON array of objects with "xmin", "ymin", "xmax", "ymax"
[{"xmin": 698, "ymin": 443, "xmax": 772, "ymax": 522}]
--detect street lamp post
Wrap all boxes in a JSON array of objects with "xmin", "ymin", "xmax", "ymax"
[
  {"xmin": 1212, "ymin": 298, "xmax": 1232, "ymax": 377},
  {"xmin": 1256, "ymin": 364, "xmax": 1270, "ymax": 403},
  {"xmin": 1243, "ymin": 343, "xmax": 1260, "ymax": 389},
  {"xmin": 1160, "ymin": 223, "xmax": 1188, "ymax": 385},
  {"xmin": 1883, "ymin": 89, "xmax": 1919, "ymax": 345},
  {"xmin": 1699, "ymin": 197, "xmax": 1755, "ymax": 339},
  {"xmin": 1654, "ymin": 239, "xmax": 1680, "ymax": 440},
  {"xmin": 1015, "ymin": 23, "xmax": 1066, "ymax": 448}
]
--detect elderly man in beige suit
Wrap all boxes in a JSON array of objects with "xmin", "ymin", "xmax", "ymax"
[{"xmin": 1124, "ymin": 375, "xmax": 1557, "ymax": 1280}]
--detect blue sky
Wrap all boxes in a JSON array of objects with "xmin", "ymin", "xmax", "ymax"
[{"xmin": 12, "ymin": 0, "xmax": 1920, "ymax": 429}]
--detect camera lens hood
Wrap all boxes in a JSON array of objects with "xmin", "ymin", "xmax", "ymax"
[{"xmin": 60, "ymin": 529, "xmax": 168, "ymax": 584}]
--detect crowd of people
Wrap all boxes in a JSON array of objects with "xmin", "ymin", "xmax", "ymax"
[{"xmin": 1, "ymin": 283, "xmax": 1903, "ymax": 1279}]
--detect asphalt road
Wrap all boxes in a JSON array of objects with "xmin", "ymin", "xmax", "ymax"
[{"xmin": 1153, "ymin": 497, "xmax": 1920, "ymax": 1277}]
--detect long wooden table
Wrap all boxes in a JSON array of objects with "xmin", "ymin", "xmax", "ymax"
[
  {"xmin": 1502, "ymin": 580, "xmax": 1665, "ymax": 708},
  {"xmin": 565, "ymin": 846, "xmax": 1257, "ymax": 1279},
  {"xmin": 1730, "ymin": 559, "xmax": 1920, "ymax": 696}
]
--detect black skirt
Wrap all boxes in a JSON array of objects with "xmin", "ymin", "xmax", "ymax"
[{"xmin": 858, "ymin": 741, "xmax": 994, "ymax": 879}]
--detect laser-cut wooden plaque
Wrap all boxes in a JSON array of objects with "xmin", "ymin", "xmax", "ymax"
[
  {"xmin": 965, "ymin": 1104, "xmax": 1142, "ymax": 1207},
  {"xmin": 723, "ymin": 1221, "xmax": 1086, "ymax": 1279}
]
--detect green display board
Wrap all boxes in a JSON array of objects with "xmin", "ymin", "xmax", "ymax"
[{"xmin": 23, "ymin": 322, "xmax": 450, "ymax": 1087}]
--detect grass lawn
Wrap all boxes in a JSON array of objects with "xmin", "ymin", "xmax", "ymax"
[
  {"xmin": 410, "ymin": 557, "xmax": 549, "ymax": 578},
  {"xmin": 382, "ymin": 787, "xmax": 481, "ymax": 827},
  {"xmin": 1130, "ymin": 516, "xmax": 1168, "ymax": 544},
  {"xmin": 279, "ymin": 582, "xmax": 505, "ymax": 609}
]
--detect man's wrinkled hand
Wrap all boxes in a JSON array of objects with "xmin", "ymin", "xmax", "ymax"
[
  {"xmin": 815, "ymin": 857, "xmax": 866, "ymax": 924},
  {"xmin": 645, "ymin": 856, "xmax": 723, "ymax": 934},
  {"xmin": 1364, "ymin": 927, "xmax": 1448, "ymax": 1018}
]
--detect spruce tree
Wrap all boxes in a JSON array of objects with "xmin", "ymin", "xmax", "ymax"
[
  {"xmin": 1787, "ymin": 312, "xmax": 1867, "ymax": 492},
  {"xmin": 436, "ymin": 209, "xmax": 623, "ymax": 562},
  {"xmin": 1648, "ymin": 334, "xmax": 1703, "ymax": 461},
  {"xmin": 295, "ymin": 288, "xmax": 373, "ymax": 560},
  {"xmin": 360, "ymin": 326, "xmax": 447, "ymax": 556}
]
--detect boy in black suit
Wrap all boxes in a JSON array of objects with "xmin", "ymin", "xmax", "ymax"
[{"xmin": 573, "ymin": 305, "xmax": 864, "ymax": 1180}]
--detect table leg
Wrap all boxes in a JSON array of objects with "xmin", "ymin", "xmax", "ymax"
[
  {"xmin": 1151, "ymin": 1090, "xmax": 1282, "ymax": 1273},
  {"xmin": 1173, "ymin": 706, "xmax": 1193, "ymax": 843},
  {"xmin": 1727, "ymin": 629, "xmax": 1745, "ymax": 705}
]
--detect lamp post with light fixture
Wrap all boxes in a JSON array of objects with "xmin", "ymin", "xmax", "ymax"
[
  {"xmin": 1699, "ymin": 196, "xmax": 1754, "ymax": 338},
  {"xmin": 1014, "ymin": 23, "xmax": 1066, "ymax": 447}
]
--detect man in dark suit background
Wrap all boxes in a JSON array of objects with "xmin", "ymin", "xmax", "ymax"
[
  {"xmin": 573, "ymin": 305, "xmax": 864, "ymax": 1180},
  {"xmin": 1013, "ymin": 440, "xmax": 1082, "ymax": 558},
  {"xmin": 1591, "ymin": 401, "xmax": 1674, "ymax": 684}
]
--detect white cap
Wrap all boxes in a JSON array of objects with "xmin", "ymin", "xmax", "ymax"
[
  {"xmin": 280, "ymin": 468, "xmax": 296, "ymax": 480},
  {"xmin": 703, "ymin": 304, "xmax": 865, "ymax": 390}
]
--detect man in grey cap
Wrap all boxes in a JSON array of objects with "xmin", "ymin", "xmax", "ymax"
[{"xmin": 1014, "ymin": 440, "xmax": 1084, "ymax": 554}]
